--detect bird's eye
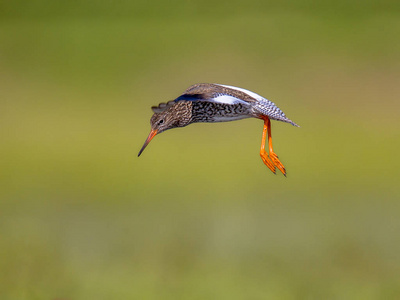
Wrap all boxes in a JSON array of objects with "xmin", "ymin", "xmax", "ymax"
[{"xmin": 158, "ymin": 119, "xmax": 164, "ymax": 125}]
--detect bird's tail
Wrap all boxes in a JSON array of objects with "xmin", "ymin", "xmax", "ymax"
[
  {"xmin": 289, "ymin": 119, "xmax": 300, "ymax": 127},
  {"xmin": 279, "ymin": 117, "xmax": 300, "ymax": 127}
]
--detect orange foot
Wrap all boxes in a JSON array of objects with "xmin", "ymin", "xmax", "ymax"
[
  {"xmin": 270, "ymin": 152, "xmax": 286, "ymax": 177},
  {"xmin": 260, "ymin": 152, "xmax": 276, "ymax": 174}
]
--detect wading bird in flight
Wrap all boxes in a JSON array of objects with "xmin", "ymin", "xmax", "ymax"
[{"xmin": 138, "ymin": 83, "xmax": 299, "ymax": 176}]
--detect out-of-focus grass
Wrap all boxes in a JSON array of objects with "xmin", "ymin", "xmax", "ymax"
[{"xmin": 1, "ymin": 3, "xmax": 400, "ymax": 299}]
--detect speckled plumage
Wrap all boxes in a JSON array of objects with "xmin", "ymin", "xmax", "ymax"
[
  {"xmin": 191, "ymin": 101, "xmax": 251, "ymax": 123},
  {"xmin": 174, "ymin": 83, "xmax": 298, "ymax": 126},
  {"xmin": 139, "ymin": 83, "xmax": 299, "ymax": 176}
]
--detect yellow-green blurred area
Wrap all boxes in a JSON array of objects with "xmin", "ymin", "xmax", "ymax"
[{"xmin": 1, "ymin": 1, "xmax": 400, "ymax": 298}]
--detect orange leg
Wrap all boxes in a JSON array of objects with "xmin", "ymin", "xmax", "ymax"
[
  {"xmin": 260, "ymin": 119, "xmax": 276, "ymax": 174},
  {"xmin": 260, "ymin": 117, "xmax": 286, "ymax": 176}
]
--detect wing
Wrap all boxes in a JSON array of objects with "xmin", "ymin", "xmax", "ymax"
[
  {"xmin": 152, "ymin": 83, "xmax": 258, "ymax": 113},
  {"xmin": 174, "ymin": 83, "xmax": 257, "ymax": 105},
  {"xmin": 151, "ymin": 100, "xmax": 176, "ymax": 113}
]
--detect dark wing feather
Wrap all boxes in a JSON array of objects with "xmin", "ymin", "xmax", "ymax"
[
  {"xmin": 151, "ymin": 84, "xmax": 214, "ymax": 113},
  {"xmin": 174, "ymin": 93, "xmax": 209, "ymax": 102},
  {"xmin": 151, "ymin": 100, "xmax": 176, "ymax": 113}
]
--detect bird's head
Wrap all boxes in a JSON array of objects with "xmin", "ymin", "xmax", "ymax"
[{"xmin": 138, "ymin": 101, "xmax": 191, "ymax": 157}]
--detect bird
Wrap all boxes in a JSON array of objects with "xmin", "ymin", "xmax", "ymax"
[{"xmin": 138, "ymin": 83, "xmax": 299, "ymax": 176}]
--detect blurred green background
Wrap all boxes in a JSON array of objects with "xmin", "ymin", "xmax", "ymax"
[{"xmin": 1, "ymin": 1, "xmax": 400, "ymax": 299}]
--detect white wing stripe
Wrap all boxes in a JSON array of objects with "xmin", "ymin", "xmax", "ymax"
[
  {"xmin": 211, "ymin": 94, "xmax": 248, "ymax": 105},
  {"xmin": 219, "ymin": 84, "xmax": 265, "ymax": 101}
]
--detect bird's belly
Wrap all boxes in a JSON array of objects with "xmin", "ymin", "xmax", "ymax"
[
  {"xmin": 209, "ymin": 114, "xmax": 251, "ymax": 122},
  {"xmin": 191, "ymin": 102, "xmax": 251, "ymax": 123}
]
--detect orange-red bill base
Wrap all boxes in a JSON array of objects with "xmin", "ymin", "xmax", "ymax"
[{"xmin": 138, "ymin": 129, "xmax": 158, "ymax": 157}]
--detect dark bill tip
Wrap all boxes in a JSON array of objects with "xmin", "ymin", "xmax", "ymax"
[{"xmin": 138, "ymin": 129, "xmax": 158, "ymax": 157}]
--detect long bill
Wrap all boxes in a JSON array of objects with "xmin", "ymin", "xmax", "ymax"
[{"xmin": 138, "ymin": 129, "xmax": 158, "ymax": 157}]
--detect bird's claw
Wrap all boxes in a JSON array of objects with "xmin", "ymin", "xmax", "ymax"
[
  {"xmin": 260, "ymin": 153, "xmax": 276, "ymax": 174},
  {"xmin": 269, "ymin": 152, "xmax": 286, "ymax": 176}
]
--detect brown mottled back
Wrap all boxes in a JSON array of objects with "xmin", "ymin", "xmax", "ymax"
[{"xmin": 184, "ymin": 83, "xmax": 258, "ymax": 103}]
